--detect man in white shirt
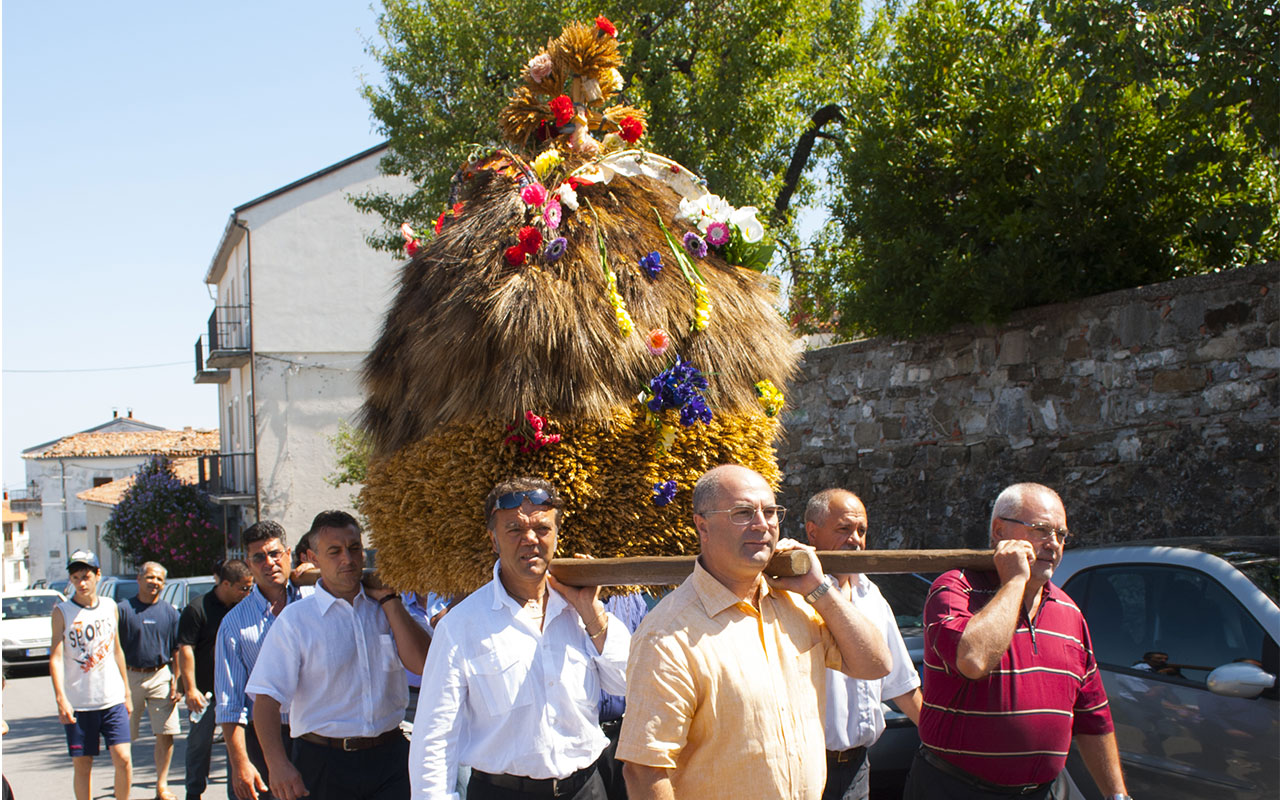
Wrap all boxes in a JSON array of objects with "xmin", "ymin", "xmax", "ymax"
[
  {"xmin": 805, "ymin": 489, "xmax": 923, "ymax": 800},
  {"xmin": 409, "ymin": 477, "xmax": 630, "ymax": 800},
  {"xmin": 246, "ymin": 510, "xmax": 429, "ymax": 800}
]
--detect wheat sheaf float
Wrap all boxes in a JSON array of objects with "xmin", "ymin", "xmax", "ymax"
[{"xmin": 360, "ymin": 17, "xmax": 798, "ymax": 596}]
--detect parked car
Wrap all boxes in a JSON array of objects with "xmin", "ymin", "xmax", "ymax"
[
  {"xmin": 1, "ymin": 589, "xmax": 63, "ymax": 667},
  {"xmin": 48, "ymin": 579, "xmax": 70, "ymax": 598},
  {"xmin": 1055, "ymin": 536, "xmax": 1278, "ymax": 800},
  {"xmin": 158, "ymin": 576, "xmax": 216, "ymax": 612},
  {"xmin": 870, "ymin": 537, "xmax": 1279, "ymax": 800},
  {"xmin": 97, "ymin": 575, "xmax": 139, "ymax": 603}
]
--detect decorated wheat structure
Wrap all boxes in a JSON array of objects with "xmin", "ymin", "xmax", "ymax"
[{"xmin": 360, "ymin": 18, "xmax": 798, "ymax": 595}]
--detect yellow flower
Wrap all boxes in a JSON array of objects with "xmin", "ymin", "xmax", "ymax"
[
  {"xmin": 754, "ymin": 379, "xmax": 785, "ymax": 417},
  {"xmin": 692, "ymin": 283, "xmax": 712, "ymax": 332},
  {"xmin": 533, "ymin": 149, "xmax": 563, "ymax": 179}
]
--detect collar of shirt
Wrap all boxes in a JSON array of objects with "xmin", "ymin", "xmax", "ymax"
[
  {"xmin": 486, "ymin": 561, "xmax": 573, "ymax": 623},
  {"xmin": 689, "ymin": 559, "xmax": 773, "ymax": 617},
  {"xmin": 313, "ymin": 579, "xmax": 374, "ymax": 615}
]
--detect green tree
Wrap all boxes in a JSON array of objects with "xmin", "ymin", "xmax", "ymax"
[
  {"xmin": 356, "ymin": 0, "xmax": 849, "ymax": 253},
  {"xmin": 792, "ymin": 0, "xmax": 1278, "ymax": 338},
  {"xmin": 103, "ymin": 457, "xmax": 223, "ymax": 578}
]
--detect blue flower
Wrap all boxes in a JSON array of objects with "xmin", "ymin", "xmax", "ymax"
[
  {"xmin": 644, "ymin": 357, "xmax": 713, "ymax": 426},
  {"xmin": 640, "ymin": 251, "xmax": 662, "ymax": 279},
  {"xmin": 652, "ymin": 480, "xmax": 678, "ymax": 507},
  {"xmin": 544, "ymin": 237, "xmax": 568, "ymax": 262}
]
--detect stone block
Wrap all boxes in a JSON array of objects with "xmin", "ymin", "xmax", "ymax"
[
  {"xmin": 998, "ymin": 331, "xmax": 1030, "ymax": 365},
  {"xmin": 1204, "ymin": 301, "xmax": 1253, "ymax": 332},
  {"xmin": 853, "ymin": 422, "xmax": 881, "ymax": 449},
  {"xmin": 1193, "ymin": 335, "xmax": 1240, "ymax": 362},
  {"xmin": 882, "ymin": 418, "xmax": 903, "ymax": 440},
  {"xmin": 1007, "ymin": 364, "xmax": 1036, "ymax": 382},
  {"xmin": 1246, "ymin": 348, "xmax": 1280, "ymax": 369},
  {"xmin": 1064, "ymin": 337, "xmax": 1090, "ymax": 360},
  {"xmin": 1204, "ymin": 380, "xmax": 1261, "ymax": 411},
  {"xmin": 1151, "ymin": 368, "xmax": 1208, "ymax": 393},
  {"xmin": 1115, "ymin": 303, "xmax": 1159, "ymax": 347}
]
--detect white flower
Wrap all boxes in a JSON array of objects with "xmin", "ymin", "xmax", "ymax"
[
  {"xmin": 527, "ymin": 53, "xmax": 553, "ymax": 83},
  {"xmin": 557, "ymin": 183, "xmax": 579, "ymax": 211},
  {"xmin": 730, "ymin": 205, "xmax": 765, "ymax": 242},
  {"xmin": 605, "ymin": 68, "xmax": 624, "ymax": 93}
]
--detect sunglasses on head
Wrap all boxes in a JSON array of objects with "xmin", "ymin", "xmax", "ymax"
[{"xmin": 495, "ymin": 489, "xmax": 554, "ymax": 510}]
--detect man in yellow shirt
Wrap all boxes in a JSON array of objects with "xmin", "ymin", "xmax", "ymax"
[{"xmin": 618, "ymin": 465, "xmax": 893, "ymax": 800}]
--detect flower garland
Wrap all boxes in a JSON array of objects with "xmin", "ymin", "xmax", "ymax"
[
  {"xmin": 585, "ymin": 198, "xmax": 634, "ymax": 337},
  {"xmin": 643, "ymin": 357, "xmax": 713, "ymax": 427},
  {"xmin": 654, "ymin": 209, "xmax": 711, "ymax": 332},
  {"xmin": 675, "ymin": 193, "xmax": 775, "ymax": 272},
  {"xmin": 754, "ymin": 379, "xmax": 785, "ymax": 417},
  {"xmin": 504, "ymin": 410, "xmax": 562, "ymax": 452}
]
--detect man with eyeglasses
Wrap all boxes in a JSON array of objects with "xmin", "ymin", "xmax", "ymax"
[
  {"xmin": 178, "ymin": 558, "xmax": 253, "ymax": 800},
  {"xmin": 409, "ymin": 477, "xmax": 630, "ymax": 800},
  {"xmin": 618, "ymin": 465, "xmax": 892, "ymax": 800},
  {"xmin": 908, "ymin": 482, "xmax": 1130, "ymax": 800},
  {"xmin": 215, "ymin": 521, "xmax": 314, "ymax": 800},
  {"xmin": 803, "ymin": 489, "xmax": 922, "ymax": 800}
]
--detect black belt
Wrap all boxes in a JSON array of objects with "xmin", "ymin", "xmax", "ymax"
[
  {"xmin": 126, "ymin": 664, "xmax": 165, "ymax": 673},
  {"xmin": 471, "ymin": 763, "xmax": 596, "ymax": 797},
  {"xmin": 919, "ymin": 747, "xmax": 1052, "ymax": 796},
  {"xmin": 827, "ymin": 745, "xmax": 867, "ymax": 766},
  {"xmin": 600, "ymin": 718, "xmax": 622, "ymax": 737},
  {"xmin": 298, "ymin": 728, "xmax": 402, "ymax": 752}
]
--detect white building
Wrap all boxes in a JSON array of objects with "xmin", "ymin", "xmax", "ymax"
[
  {"xmin": 78, "ymin": 458, "xmax": 201, "ymax": 577},
  {"xmin": 192, "ymin": 143, "xmax": 413, "ymax": 548},
  {"xmin": 17, "ymin": 413, "xmax": 219, "ymax": 582},
  {"xmin": 3, "ymin": 500, "xmax": 30, "ymax": 591}
]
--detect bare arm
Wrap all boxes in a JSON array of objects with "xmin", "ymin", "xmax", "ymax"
[
  {"xmin": 622, "ymin": 762, "xmax": 676, "ymax": 800},
  {"xmin": 890, "ymin": 687, "xmax": 923, "ymax": 725},
  {"xmin": 178, "ymin": 645, "xmax": 205, "ymax": 713},
  {"xmin": 223, "ymin": 723, "xmax": 268, "ymax": 800},
  {"xmin": 954, "ymin": 539, "xmax": 1033, "ymax": 679},
  {"xmin": 1075, "ymin": 733, "xmax": 1127, "ymax": 796},
  {"xmin": 252, "ymin": 695, "xmax": 308, "ymax": 800},
  {"xmin": 768, "ymin": 540, "xmax": 891, "ymax": 679},
  {"xmin": 49, "ymin": 607, "xmax": 75, "ymax": 724},
  {"xmin": 113, "ymin": 627, "xmax": 132, "ymax": 713}
]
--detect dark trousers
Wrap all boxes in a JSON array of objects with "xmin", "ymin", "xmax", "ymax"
[
  {"xmin": 467, "ymin": 768, "xmax": 607, "ymax": 800},
  {"xmin": 231, "ymin": 721, "xmax": 292, "ymax": 800},
  {"xmin": 904, "ymin": 749, "xmax": 1064, "ymax": 800},
  {"xmin": 822, "ymin": 748, "xmax": 869, "ymax": 800},
  {"xmin": 185, "ymin": 708, "xmax": 216, "ymax": 798},
  {"xmin": 597, "ymin": 719, "xmax": 627, "ymax": 800},
  {"xmin": 291, "ymin": 733, "xmax": 411, "ymax": 800}
]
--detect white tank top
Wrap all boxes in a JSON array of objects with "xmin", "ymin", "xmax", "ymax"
[{"xmin": 57, "ymin": 596, "xmax": 127, "ymax": 710}]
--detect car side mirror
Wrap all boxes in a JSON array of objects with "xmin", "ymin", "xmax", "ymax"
[{"xmin": 1206, "ymin": 662, "xmax": 1276, "ymax": 699}]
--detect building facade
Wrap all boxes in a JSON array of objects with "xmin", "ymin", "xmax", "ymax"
[{"xmin": 192, "ymin": 144, "xmax": 413, "ymax": 549}]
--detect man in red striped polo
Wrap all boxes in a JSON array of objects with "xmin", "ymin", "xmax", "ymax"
[{"xmin": 908, "ymin": 483, "xmax": 1130, "ymax": 800}]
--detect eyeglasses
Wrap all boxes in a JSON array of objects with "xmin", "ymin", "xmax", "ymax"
[
  {"xmin": 999, "ymin": 517, "xmax": 1070, "ymax": 544},
  {"xmin": 700, "ymin": 504, "xmax": 787, "ymax": 525},
  {"xmin": 249, "ymin": 548, "xmax": 288, "ymax": 566},
  {"xmin": 495, "ymin": 489, "xmax": 556, "ymax": 510}
]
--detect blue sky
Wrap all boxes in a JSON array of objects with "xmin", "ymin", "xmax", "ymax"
[{"xmin": 2, "ymin": 2, "xmax": 389, "ymax": 486}]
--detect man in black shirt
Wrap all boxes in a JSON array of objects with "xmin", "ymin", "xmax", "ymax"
[{"xmin": 177, "ymin": 560, "xmax": 253, "ymax": 800}]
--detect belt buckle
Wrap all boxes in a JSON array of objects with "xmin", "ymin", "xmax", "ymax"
[{"xmin": 341, "ymin": 737, "xmax": 359, "ymax": 752}]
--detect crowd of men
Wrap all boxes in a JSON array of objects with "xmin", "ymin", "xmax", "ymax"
[{"xmin": 50, "ymin": 466, "xmax": 1131, "ymax": 800}]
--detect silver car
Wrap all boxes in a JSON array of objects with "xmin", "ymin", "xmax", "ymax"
[{"xmin": 1055, "ymin": 537, "xmax": 1278, "ymax": 800}]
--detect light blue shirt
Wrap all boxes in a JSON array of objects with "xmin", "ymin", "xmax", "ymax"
[{"xmin": 214, "ymin": 581, "xmax": 310, "ymax": 725}]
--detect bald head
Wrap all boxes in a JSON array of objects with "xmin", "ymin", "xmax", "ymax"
[{"xmin": 692, "ymin": 464, "xmax": 766, "ymax": 516}]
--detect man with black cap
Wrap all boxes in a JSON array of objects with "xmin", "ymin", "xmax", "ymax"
[{"xmin": 49, "ymin": 549, "xmax": 133, "ymax": 800}]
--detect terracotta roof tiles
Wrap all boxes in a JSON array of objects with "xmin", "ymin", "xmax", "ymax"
[{"xmin": 25, "ymin": 429, "xmax": 220, "ymax": 460}]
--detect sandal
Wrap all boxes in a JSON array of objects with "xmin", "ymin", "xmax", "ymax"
[{"xmin": 156, "ymin": 790, "xmax": 178, "ymax": 800}]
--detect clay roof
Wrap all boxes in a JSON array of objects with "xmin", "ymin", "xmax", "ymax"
[
  {"xmin": 2, "ymin": 501, "xmax": 27, "ymax": 524},
  {"xmin": 77, "ymin": 459, "xmax": 201, "ymax": 506},
  {"xmin": 25, "ymin": 429, "xmax": 220, "ymax": 460}
]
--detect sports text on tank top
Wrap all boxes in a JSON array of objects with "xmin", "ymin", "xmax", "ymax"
[{"xmin": 57, "ymin": 595, "xmax": 126, "ymax": 710}]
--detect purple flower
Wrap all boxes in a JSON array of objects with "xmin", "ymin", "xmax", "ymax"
[
  {"xmin": 639, "ymin": 251, "xmax": 662, "ymax": 279},
  {"xmin": 646, "ymin": 357, "xmax": 713, "ymax": 426},
  {"xmin": 652, "ymin": 480, "xmax": 678, "ymax": 507},
  {"xmin": 705, "ymin": 221, "xmax": 730, "ymax": 247},
  {"xmin": 544, "ymin": 237, "xmax": 568, "ymax": 262},
  {"xmin": 682, "ymin": 232, "xmax": 707, "ymax": 258}
]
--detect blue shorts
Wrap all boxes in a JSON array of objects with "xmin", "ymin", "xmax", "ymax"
[{"xmin": 65, "ymin": 703, "xmax": 130, "ymax": 757}]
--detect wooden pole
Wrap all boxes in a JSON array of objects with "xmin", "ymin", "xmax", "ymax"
[{"xmin": 548, "ymin": 549, "xmax": 995, "ymax": 587}]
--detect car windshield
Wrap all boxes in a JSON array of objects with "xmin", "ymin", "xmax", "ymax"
[
  {"xmin": 109, "ymin": 581, "xmax": 140, "ymax": 601},
  {"xmin": 874, "ymin": 573, "xmax": 937, "ymax": 633},
  {"xmin": 3, "ymin": 594, "xmax": 58, "ymax": 620},
  {"xmin": 1229, "ymin": 556, "xmax": 1279, "ymax": 605}
]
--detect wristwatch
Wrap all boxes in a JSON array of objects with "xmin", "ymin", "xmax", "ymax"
[
  {"xmin": 1108, "ymin": 794, "xmax": 1133, "ymax": 800},
  {"xmin": 805, "ymin": 575, "xmax": 836, "ymax": 605}
]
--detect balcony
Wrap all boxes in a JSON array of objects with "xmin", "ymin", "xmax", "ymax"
[
  {"xmin": 198, "ymin": 452, "xmax": 256, "ymax": 505},
  {"xmin": 204, "ymin": 305, "xmax": 251, "ymax": 369},
  {"xmin": 194, "ymin": 335, "xmax": 231, "ymax": 384},
  {"xmin": 6, "ymin": 487, "xmax": 41, "ymax": 515}
]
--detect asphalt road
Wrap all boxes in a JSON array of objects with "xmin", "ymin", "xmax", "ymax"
[{"xmin": 2, "ymin": 663, "xmax": 230, "ymax": 800}]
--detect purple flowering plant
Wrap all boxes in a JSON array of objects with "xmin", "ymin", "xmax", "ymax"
[
  {"xmin": 103, "ymin": 456, "xmax": 224, "ymax": 577},
  {"xmin": 682, "ymin": 231, "xmax": 708, "ymax": 258},
  {"xmin": 644, "ymin": 357, "xmax": 713, "ymax": 426},
  {"xmin": 639, "ymin": 251, "xmax": 662, "ymax": 279},
  {"xmin": 652, "ymin": 480, "xmax": 678, "ymax": 506}
]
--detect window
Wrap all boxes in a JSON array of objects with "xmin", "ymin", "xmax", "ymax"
[
  {"xmin": 92, "ymin": 477, "xmax": 112, "ymax": 488},
  {"xmin": 1068, "ymin": 565, "xmax": 1269, "ymax": 684}
]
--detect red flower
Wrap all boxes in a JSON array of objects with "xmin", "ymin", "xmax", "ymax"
[
  {"xmin": 619, "ymin": 115, "xmax": 644, "ymax": 144},
  {"xmin": 566, "ymin": 176, "xmax": 595, "ymax": 190},
  {"xmin": 518, "ymin": 225, "xmax": 543, "ymax": 253},
  {"xmin": 452, "ymin": 202, "xmax": 465, "ymax": 216},
  {"xmin": 550, "ymin": 95, "xmax": 575, "ymax": 127},
  {"xmin": 405, "ymin": 239, "xmax": 421, "ymax": 256},
  {"xmin": 504, "ymin": 245, "xmax": 527, "ymax": 266},
  {"xmin": 434, "ymin": 211, "xmax": 447, "ymax": 234},
  {"xmin": 595, "ymin": 15, "xmax": 617, "ymax": 37}
]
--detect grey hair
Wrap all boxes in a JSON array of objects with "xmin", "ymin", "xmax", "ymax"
[
  {"xmin": 139, "ymin": 561, "xmax": 168, "ymax": 579},
  {"xmin": 990, "ymin": 483, "xmax": 1062, "ymax": 535},
  {"xmin": 804, "ymin": 488, "xmax": 859, "ymax": 525}
]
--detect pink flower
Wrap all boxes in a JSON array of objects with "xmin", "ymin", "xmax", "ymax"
[
  {"xmin": 527, "ymin": 52, "xmax": 554, "ymax": 83},
  {"xmin": 645, "ymin": 328, "xmax": 671, "ymax": 356},
  {"xmin": 543, "ymin": 198, "xmax": 562, "ymax": 229},
  {"xmin": 706, "ymin": 221, "xmax": 730, "ymax": 247},
  {"xmin": 521, "ymin": 183, "xmax": 548, "ymax": 207}
]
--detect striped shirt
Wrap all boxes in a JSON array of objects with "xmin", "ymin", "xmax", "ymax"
[
  {"xmin": 918, "ymin": 569, "xmax": 1113, "ymax": 786},
  {"xmin": 214, "ymin": 581, "xmax": 310, "ymax": 725}
]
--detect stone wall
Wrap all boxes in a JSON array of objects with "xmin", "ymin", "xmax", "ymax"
[{"xmin": 776, "ymin": 262, "xmax": 1279, "ymax": 549}]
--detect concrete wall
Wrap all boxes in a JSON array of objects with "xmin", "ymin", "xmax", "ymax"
[{"xmin": 776, "ymin": 263, "xmax": 1279, "ymax": 549}]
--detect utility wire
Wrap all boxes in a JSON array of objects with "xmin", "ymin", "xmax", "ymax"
[{"xmin": 3, "ymin": 361, "xmax": 189, "ymax": 374}]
